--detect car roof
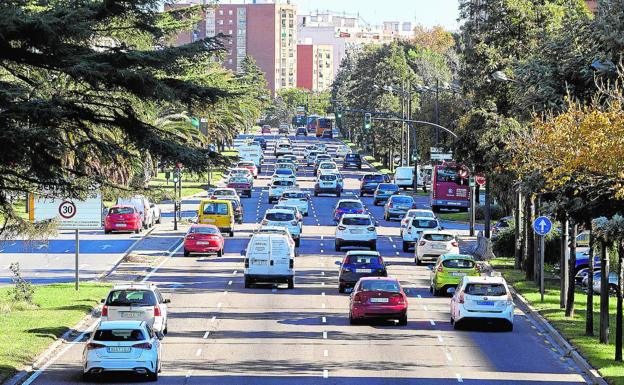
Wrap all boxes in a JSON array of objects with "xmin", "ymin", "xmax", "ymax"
[
  {"xmin": 359, "ymin": 276, "xmax": 397, "ymax": 282},
  {"xmin": 439, "ymin": 253, "xmax": 474, "ymax": 261},
  {"xmin": 341, "ymin": 213, "xmax": 370, "ymax": 219},
  {"xmin": 111, "ymin": 283, "xmax": 154, "ymax": 291},
  {"xmin": 345, "ymin": 250, "xmax": 380, "ymax": 257},
  {"xmin": 98, "ymin": 320, "xmax": 147, "ymax": 330},
  {"xmin": 265, "ymin": 209, "xmax": 294, "ymax": 214},
  {"xmin": 463, "ymin": 275, "xmax": 507, "ymax": 285},
  {"xmin": 337, "ymin": 199, "xmax": 361, "ymax": 204},
  {"xmin": 214, "ymin": 188, "xmax": 236, "ymax": 192},
  {"xmin": 390, "ymin": 194, "xmax": 413, "ymax": 200},
  {"xmin": 110, "ymin": 205, "xmax": 135, "ymax": 209},
  {"xmin": 259, "ymin": 225, "xmax": 289, "ymax": 232},
  {"xmin": 408, "ymin": 209, "xmax": 433, "ymax": 213},
  {"xmin": 421, "ymin": 230, "xmax": 453, "ymax": 236}
]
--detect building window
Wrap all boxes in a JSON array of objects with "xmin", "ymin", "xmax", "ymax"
[
  {"xmin": 228, "ymin": 9, "xmax": 233, "ymax": 15},
  {"xmin": 219, "ymin": 10, "xmax": 223, "ymax": 15},
  {"xmin": 217, "ymin": 20, "xmax": 223, "ymax": 25},
  {"xmin": 228, "ymin": 19, "xmax": 233, "ymax": 24},
  {"xmin": 229, "ymin": 29, "xmax": 233, "ymax": 35},
  {"xmin": 228, "ymin": 59, "xmax": 232, "ymax": 64}
]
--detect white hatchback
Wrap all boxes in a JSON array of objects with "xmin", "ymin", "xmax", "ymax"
[
  {"xmin": 415, "ymin": 231, "xmax": 460, "ymax": 265},
  {"xmin": 82, "ymin": 320, "xmax": 163, "ymax": 381},
  {"xmin": 210, "ymin": 188, "xmax": 240, "ymax": 204},
  {"xmin": 101, "ymin": 284, "xmax": 170, "ymax": 333},
  {"xmin": 278, "ymin": 190, "xmax": 309, "ymax": 216},
  {"xmin": 336, "ymin": 145, "xmax": 351, "ymax": 157},
  {"xmin": 335, "ymin": 214, "xmax": 377, "ymax": 251},
  {"xmin": 401, "ymin": 217, "xmax": 441, "ymax": 251},
  {"xmin": 400, "ymin": 209, "xmax": 437, "ymax": 229},
  {"xmin": 450, "ymin": 275, "xmax": 515, "ymax": 331},
  {"xmin": 262, "ymin": 209, "xmax": 301, "ymax": 246}
]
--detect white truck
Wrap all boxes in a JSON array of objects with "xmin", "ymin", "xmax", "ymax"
[{"xmin": 243, "ymin": 234, "xmax": 295, "ymax": 289}]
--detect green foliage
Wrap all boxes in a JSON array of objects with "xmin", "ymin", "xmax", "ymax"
[
  {"xmin": 475, "ymin": 204, "xmax": 506, "ymax": 221},
  {"xmin": 493, "ymin": 224, "xmax": 561, "ymax": 264},
  {"xmin": 8, "ymin": 263, "xmax": 34, "ymax": 304}
]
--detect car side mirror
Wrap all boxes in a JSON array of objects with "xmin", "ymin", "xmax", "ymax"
[
  {"xmin": 156, "ymin": 332, "xmax": 165, "ymax": 340},
  {"xmin": 163, "ymin": 299, "xmax": 171, "ymax": 304}
]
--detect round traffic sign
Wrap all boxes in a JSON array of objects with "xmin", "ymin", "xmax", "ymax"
[
  {"xmin": 475, "ymin": 175, "xmax": 486, "ymax": 186},
  {"xmin": 58, "ymin": 201, "xmax": 77, "ymax": 219},
  {"xmin": 458, "ymin": 169, "xmax": 469, "ymax": 179},
  {"xmin": 533, "ymin": 216, "xmax": 552, "ymax": 236}
]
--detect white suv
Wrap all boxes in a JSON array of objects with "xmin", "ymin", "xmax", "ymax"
[
  {"xmin": 415, "ymin": 231, "xmax": 459, "ymax": 265},
  {"xmin": 262, "ymin": 209, "xmax": 302, "ymax": 247},
  {"xmin": 400, "ymin": 209, "xmax": 436, "ymax": 229},
  {"xmin": 335, "ymin": 214, "xmax": 377, "ymax": 251},
  {"xmin": 100, "ymin": 284, "xmax": 170, "ymax": 334},
  {"xmin": 450, "ymin": 275, "xmax": 515, "ymax": 331},
  {"xmin": 278, "ymin": 190, "xmax": 309, "ymax": 216},
  {"xmin": 401, "ymin": 217, "xmax": 441, "ymax": 251},
  {"xmin": 268, "ymin": 179, "xmax": 296, "ymax": 203}
]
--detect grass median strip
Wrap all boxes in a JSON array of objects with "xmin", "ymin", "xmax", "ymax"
[
  {"xmin": 492, "ymin": 257, "xmax": 624, "ymax": 385},
  {"xmin": 0, "ymin": 283, "xmax": 111, "ymax": 382}
]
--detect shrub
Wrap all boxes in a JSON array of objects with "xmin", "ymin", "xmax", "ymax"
[
  {"xmin": 363, "ymin": 155, "xmax": 375, "ymax": 162},
  {"xmin": 492, "ymin": 223, "xmax": 561, "ymax": 264},
  {"xmin": 9, "ymin": 262, "xmax": 35, "ymax": 304},
  {"xmin": 475, "ymin": 204, "xmax": 506, "ymax": 221}
]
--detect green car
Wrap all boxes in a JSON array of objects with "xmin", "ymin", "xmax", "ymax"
[{"xmin": 430, "ymin": 254, "xmax": 479, "ymax": 296}]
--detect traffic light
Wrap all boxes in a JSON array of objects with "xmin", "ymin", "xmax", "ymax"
[
  {"xmin": 363, "ymin": 113, "xmax": 372, "ymax": 131},
  {"xmin": 335, "ymin": 109, "xmax": 343, "ymax": 129}
]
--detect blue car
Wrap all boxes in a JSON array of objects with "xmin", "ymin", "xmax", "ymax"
[
  {"xmin": 336, "ymin": 251, "xmax": 388, "ymax": 293},
  {"xmin": 575, "ymin": 250, "xmax": 600, "ymax": 272},
  {"xmin": 333, "ymin": 200, "xmax": 365, "ymax": 222},
  {"xmin": 373, "ymin": 183, "xmax": 399, "ymax": 206},
  {"xmin": 384, "ymin": 195, "xmax": 416, "ymax": 221}
]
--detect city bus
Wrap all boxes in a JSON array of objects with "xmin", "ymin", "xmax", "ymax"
[
  {"xmin": 306, "ymin": 115, "xmax": 320, "ymax": 133},
  {"xmin": 430, "ymin": 162, "xmax": 470, "ymax": 212},
  {"xmin": 316, "ymin": 117, "xmax": 333, "ymax": 137}
]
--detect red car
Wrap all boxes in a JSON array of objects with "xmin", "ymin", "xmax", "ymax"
[
  {"xmin": 183, "ymin": 224, "xmax": 225, "ymax": 257},
  {"xmin": 261, "ymin": 125, "xmax": 272, "ymax": 134},
  {"xmin": 104, "ymin": 205, "xmax": 141, "ymax": 234},
  {"xmin": 237, "ymin": 161, "xmax": 258, "ymax": 179},
  {"xmin": 349, "ymin": 277, "xmax": 408, "ymax": 325}
]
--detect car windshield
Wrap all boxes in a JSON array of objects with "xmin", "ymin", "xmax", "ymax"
[
  {"xmin": 229, "ymin": 177, "xmax": 248, "ymax": 184},
  {"xmin": 274, "ymin": 206, "xmax": 296, "ymax": 214},
  {"xmin": 409, "ymin": 211, "xmax": 434, "ymax": 218},
  {"xmin": 106, "ymin": 290, "xmax": 157, "ymax": 306},
  {"xmin": 278, "ymin": 144, "xmax": 291, "ymax": 149},
  {"xmin": 214, "ymin": 190, "xmax": 235, "ymax": 196},
  {"xmin": 338, "ymin": 202, "xmax": 363, "ymax": 210},
  {"xmin": 378, "ymin": 184, "xmax": 398, "ymax": 191},
  {"xmin": 442, "ymin": 259, "xmax": 475, "ymax": 269},
  {"xmin": 346, "ymin": 154, "xmax": 360, "ymax": 160},
  {"xmin": 93, "ymin": 329, "xmax": 146, "ymax": 342},
  {"xmin": 266, "ymin": 212, "xmax": 295, "ymax": 221},
  {"xmin": 391, "ymin": 196, "xmax": 413, "ymax": 204},
  {"xmin": 465, "ymin": 283, "xmax": 507, "ymax": 296},
  {"xmin": 320, "ymin": 174, "xmax": 336, "ymax": 181},
  {"xmin": 360, "ymin": 280, "xmax": 400, "ymax": 292},
  {"xmin": 109, "ymin": 207, "xmax": 135, "ymax": 215},
  {"xmin": 363, "ymin": 175, "xmax": 385, "ymax": 182},
  {"xmin": 190, "ymin": 226, "xmax": 219, "ymax": 235},
  {"xmin": 273, "ymin": 180, "xmax": 294, "ymax": 187},
  {"xmin": 275, "ymin": 169, "xmax": 293, "ymax": 175},
  {"xmin": 411, "ymin": 219, "xmax": 438, "ymax": 228},
  {"xmin": 424, "ymin": 234, "xmax": 454, "ymax": 242},
  {"xmin": 346, "ymin": 255, "xmax": 380, "ymax": 265},
  {"xmin": 343, "ymin": 217, "xmax": 371, "ymax": 226},
  {"xmin": 230, "ymin": 169, "xmax": 248, "ymax": 175},
  {"xmin": 202, "ymin": 203, "xmax": 229, "ymax": 215}
]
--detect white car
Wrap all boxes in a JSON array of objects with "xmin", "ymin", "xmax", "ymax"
[
  {"xmin": 262, "ymin": 208, "xmax": 301, "ymax": 246},
  {"xmin": 314, "ymin": 143, "xmax": 327, "ymax": 152},
  {"xmin": 268, "ymin": 179, "xmax": 296, "ymax": 203},
  {"xmin": 82, "ymin": 320, "xmax": 163, "ymax": 381},
  {"xmin": 278, "ymin": 190, "xmax": 309, "ymax": 216},
  {"xmin": 274, "ymin": 142, "xmax": 293, "ymax": 156},
  {"xmin": 314, "ymin": 172, "xmax": 341, "ymax": 197},
  {"xmin": 335, "ymin": 214, "xmax": 377, "ymax": 251},
  {"xmin": 400, "ymin": 209, "xmax": 437, "ymax": 229},
  {"xmin": 450, "ymin": 275, "xmax": 515, "ymax": 331},
  {"xmin": 401, "ymin": 217, "xmax": 442, "ymax": 251},
  {"xmin": 335, "ymin": 145, "xmax": 351, "ymax": 157},
  {"xmin": 415, "ymin": 231, "xmax": 460, "ymax": 265},
  {"xmin": 304, "ymin": 145, "xmax": 318, "ymax": 158},
  {"xmin": 210, "ymin": 188, "xmax": 240, "ymax": 203},
  {"xmin": 317, "ymin": 161, "xmax": 338, "ymax": 174},
  {"xmin": 228, "ymin": 167, "xmax": 253, "ymax": 183},
  {"xmin": 282, "ymin": 154, "xmax": 298, "ymax": 165},
  {"xmin": 306, "ymin": 151, "xmax": 321, "ymax": 166},
  {"xmin": 149, "ymin": 202, "xmax": 161, "ymax": 225},
  {"xmin": 271, "ymin": 168, "xmax": 296, "ymax": 183},
  {"xmin": 100, "ymin": 284, "xmax": 170, "ymax": 333},
  {"xmin": 244, "ymin": 233, "xmax": 295, "ymax": 289}
]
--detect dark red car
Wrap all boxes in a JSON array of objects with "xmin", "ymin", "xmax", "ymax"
[
  {"xmin": 349, "ymin": 277, "xmax": 408, "ymax": 325},
  {"xmin": 104, "ymin": 205, "xmax": 141, "ymax": 234},
  {"xmin": 261, "ymin": 125, "xmax": 272, "ymax": 134},
  {"xmin": 183, "ymin": 224, "xmax": 225, "ymax": 257}
]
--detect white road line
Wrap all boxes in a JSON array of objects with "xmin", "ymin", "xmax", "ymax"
[
  {"xmin": 323, "ymin": 369, "xmax": 329, "ymax": 378},
  {"xmin": 430, "ymin": 320, "xmax": 436, "ymax": 326},
  {"xmin": 64, "ymin": 249, "xmax": 70, "ymax": 253},
  {"xmin": 321, "ymin": 303, "xmax": 326, "ymax": 309},
  {"xmin": 322, "ymin": 316, "xmax": 327, "ymax": 323},
  {"xmin": 395, "ymin": 252, "xmax": 400, "ymax": 255},
  {"xmin": 392, "ymin": 244, "xmax": 397, "ymax": 248},
  {"xmin": 320, "ymin": 250, "xmax": 324, "ymax": 253},
  {"xmin": 445, "ymin": 350, "xmax": 453, "ymax": 362},
  {"xmin": 423, "ymin": 305, "xmax": 428, "ymax": 311},
  {"xmin": 233, "ymin": 270, "xmax": 237, "ymax": 275},
  {"xmin": 224, "ymin": 291, "xmax": 228, "ymax": 295},
  {"xmin": 388, "ymin": 237, "xmax": 394, "ymax": 243},
  {"xmin": 320, "ymin": 243, "xmax": 324, "ymax": 246},
  {"xmin": 186, "ymin": 370, "xmax": 193, "ymax": 379},
  {"xmin": 321, "ymin": 282, "xmax": 325, "ymax": 286},
  {"xmin": 321, "ymin": 292, "xmax": 325, "ymax": 296},
  {"xmin": 217, "ymin": 302, "xmax": 222, "ymax": 309},
  {"xmin": 320, "ymin": 235, "xmax": 324, "ymax": 240},
  {"xmin": 196, "ymin": 348, "xmax": 202, "ymax": 356},
  {"xmin": 438, "ymin": 335, "xmax": 444, "ymax": 343},
  {"xmin": 456, "ymin": 373, "xmax": 463, "ymax": 383},
  {"xmin": 321, "ymin": 271, "xmax": 325, "ymax": 276},
  {"xmin": 417, "ymin": 294, "xmax": 422, "ymax": 298},
  {"xmin": 322, "ymin": 331, "xmax": 327, "ymax": 339},
  {"xmin": 211, "ymin": 316, "xmax": 216, "ymax": 322},
  {"xmin": 203, "ymin": 331, "xmax": 210, "ymax": 339},
  {"xmin": 324, "ymin": 349, "xmax": 328, "ymax": 357},
  {"xmin": 228, "ymin": 280, "xmax": 232, "ymax": 285}
]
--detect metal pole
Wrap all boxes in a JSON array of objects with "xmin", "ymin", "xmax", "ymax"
[
  {"xmin": 173, "ymin": 169, "xmax": 178, "ymax": 231},
  {"xmin": 469, "ymin": 182, "xmax": 476, "ymax": 237},
  {"xmin": 406, "ymin": 89, "xmax": 411, "ymax": 167},
  {"xmin": 75, "ymin": 229, "xmax": 79, "ymax": 291},
  {"xmin": 540, "ymin": 234, "xmax": 545, "ymax": 302},
  {"xmin": 560, "ymin": 216, "xmax": 569, "ymax": 308},
  {"xmin": 400, "ymin": 82, "xmax": 405, "ymax": 166}
]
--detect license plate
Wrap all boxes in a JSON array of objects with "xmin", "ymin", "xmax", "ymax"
[
  {"xmin": 252, "ymin": 260, "xmax": 268, "ymax": 265},
  {"xmin": 451, "ymin": 272, "xmax": 467, "ymax": 277},
  {"xmin": 108, "ymin": 346, "xmax": 131, "ymax": 353},
  {"xmin": 115, "ymin": 224, "xmax": 126, "ymax": 227},
  {"xmin": 477, "ymin": 301, "xmax": 495, "ymax": 306},
  {"xmin": 356, "ymin": 268, "xmax": 372, "ymax": 273},
  {"xmin": 370, "ymin": 297, "xmax": 389, "ymax": 303},
  {"xmin": 196, "ymin": 241, "xmax": 209, "ymax": 245},
  {"xmin": 432, "ymin": 244, "xmax": 447, "ymax": 250},
  {"xmin": 350, "ymin": 229, "xmax": 364, "ymax": 234},
  {"xmin": 121, "ymin": 311, "xmax": 142, "ymax": 318}
]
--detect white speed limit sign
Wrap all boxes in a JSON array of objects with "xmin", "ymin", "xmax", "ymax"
[
  {"xmin": 58, "ymin": 201, "xmax": 77, "ymax": 219},
  {"xmin": 32, "ymin": 193, "xmax": 102, "ymax": 230}
]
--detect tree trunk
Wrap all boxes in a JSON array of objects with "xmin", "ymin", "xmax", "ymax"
[
  {"xmin": 616, "ymin": 242, "xmax": 623, "ymax": 361},
  {"xmin": 586, "ymin": 229, "xmax": 595, "ymax": 336},
  {"xmin": 600, "ymin": 241, "xmax": 610, "ymax": 344},
  {"xmin": 560, "ymin": 213, "xmax": 569, "ymax": 309},
  {"xmin": 533, "ymin": 195, "xmax": 541, "ymax": 284},
  {"xmin": 525, "ymin": 194, "xmax": 535, "ymax": 280},
  {"xmin": 514, "ymin": 190, "xmax": 523, "ymax": 270},
  {"xmin": 484, "ymin": 180, "xmax": 491, "ymax": 238},
  {"xmin": 565, "ymin": 222, "xmax": 577, "ymax": 317}
]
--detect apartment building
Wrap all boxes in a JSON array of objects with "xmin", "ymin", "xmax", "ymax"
[{"xmin": 296, "ymin": 43, "xmax": 334, "ymax": 91}]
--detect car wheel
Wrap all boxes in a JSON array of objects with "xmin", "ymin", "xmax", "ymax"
[
  {"xmin": 338, "ymin": 284, "xmax": 345, "ymax": 293},
  {"xmin": 336, "ymin": 191, "xmax": 341, "ymax": 197},
  {"xmin": 402, "ymin": 242, "xmax": 410, "ymax": 252},
  {"xmin": 184, "ymin": 249, "xmax": 190, "ymax": 257},
  {"xmin": 217, "ymin": 249, "xmax": 223, "ymax": 258},
  {"xmin": 104, "ymin": 230, "xmax": 111, "ymax": 234},
  {"xmin": 295, "ymin": 238, "xmax": 300, "ymax": 247},
  {"xmin": 229, "ymin": 230, "xmax": 234, "ymax": 237},
  {"xmin": 82, "ymin": 372, "xmax": 92, "ymax": 382},
  {"xmin": 453, "ymin": 320, "xmax": 462, "ymax": 330},
  {"xmin": 135, "ymin": 227, "xmax": 141, "ymax": 234},
  {"xmin": 432, "ymin": 287, "xmax": 440, "ymax": 296},
  {"xmin": 268, "ymin": 198, "xmax": 272, "ymax": 204},
  {"xmin": 505, "ymin": 322, "xmax": 514, "ymax": 332},
  {"xmin": 373, "ymin": 200, "xmax": 378, "ymax": 206},
  {"xmin": 314, "ymin": 191, "xmax": 318, "ymax": 197},
  {"xmin": 288, "ymin": 278, "xmax": 294, "ymax": 289},
  {"xmin": 415, "ymin": 256, "xmax": 422, "ymax": 265},
  {"xmin": 244, "ymin": 277, "xmax": 251, "ymax": 288},
  {"xmin": 384, "ymin": 213, "xmax": 389, "ymax": 221},
  {"xmin": 304, "ymin": 212, "xmax": 308, "ymax": 217},
  {"xmin": 398, "ymin": 315, "xmax": 408, "ymax": 326},
  {"xmin": 156, "ymin": 217, "xmax": 161, "ymax": 224},
  {"xmin": 349, "ymin": 313, "xmax": 358, "ymax": 325},
  {"xmin": 429, "ymin": 285, "xmax": 433, "ymax": 294},
  {"xmin": 163, "ymin": 323, "xmax": 168, "ymax": 335},
  {"xmin": 335, "ymin": 241, "xmax": 341, "ymax": 251},
  {"xmin": 147, "ymin": 368, "xmax": 158, "ymax": 381},
  {"xmin": 370, "ymin": 242, "xmax": 377, "ymax": 251}
]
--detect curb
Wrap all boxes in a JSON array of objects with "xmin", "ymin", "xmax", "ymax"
[{"xmin": 510, "ymin": 287, "xmax": 607, "ymax": 385}]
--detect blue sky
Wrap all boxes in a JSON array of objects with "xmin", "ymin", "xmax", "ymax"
[{"xmin": 292, "ymin": 0, "xmax": 461, "ymax": 30}]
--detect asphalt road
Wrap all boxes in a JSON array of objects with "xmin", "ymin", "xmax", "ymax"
[{"xmin": 18, "ymin": 132, "xmax": 588, "ymax": 385}]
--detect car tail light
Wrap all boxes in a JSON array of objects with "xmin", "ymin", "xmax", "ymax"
[
  {"xmin": 353, "ymin": 293, "xmax": 362, "ymax": 303},
  {"xmin": 132, "ymin": 342, "xmax": 152, "ymax": 350},
  {"xmin": 210, "ymin": 195, "xmax": 217, "ymax": 199},
  {"xmin": 458, "ymin": 291, "xmax": 465, "ymax": 304},
  {"xmin": 367, "ymin": 226, "xmax": 375, "ymax": 231},
  {"xmin": 86, "ymin": 342, "xmax": 106, "ymax": 350},
  {"xmin": 437, "ymin": 265, "xmax": 444, "ymax": 273},
  {"xmin": 186, "ymin": 234, "xmax": 195, "ymax": 240},
  {"xmin": 337, "ymin": 225, "xmax": 346, "ymax": 230},
  {"xmin": 154, "ymin": 305, "xmax": 162, "ymax": 317},
  {"xmin": 101, "ymin": 305, "xmax": 108, "ymax": 317},
  {"xmin": 391, "ymin": 293, "xmax": 405, "ymax": 304},
  {"xmin": 419, "ymin": 241, "xmax": 426, "ymax": 246},
  {"xmin": 261, "ymin": 219, "xmax": 268, "ymax": 225},
  {"xmin": 451, "ymin": 241, "xmax": 458, "ymax": 247}
]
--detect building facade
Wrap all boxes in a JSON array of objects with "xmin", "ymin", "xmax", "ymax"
[{"xmin": 296, "ymin": 44, "xmax": 333, "ymax": 91}]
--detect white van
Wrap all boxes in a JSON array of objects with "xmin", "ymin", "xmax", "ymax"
[
  {"xmin": 116, "ymin": 195, "xmax": 154, "ymax": 229},
  {"xmin": 244, "ymin": 234, "xmax": 295, "ymax": 289},
  {"xmin": 393, "ymin": 166, "xmax": 416, "ymax": 189},
  {"xmin": 238, "ymin": 145, "xmax": 263, "ymax": 171}
]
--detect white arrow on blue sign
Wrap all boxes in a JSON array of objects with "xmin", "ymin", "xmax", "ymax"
[{"xmin": 533, "ymin": 216, "xmax": 552, "ymax": 236}]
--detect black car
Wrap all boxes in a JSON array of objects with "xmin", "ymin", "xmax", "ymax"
[
  {"xmin": 321, "ymin": 129, "xmax": 333, "ymax": 139},
  {"xmin": 359, "ymin": 173, "xmax": 390, "ymax": 196},
  {"xmin": 253, "ymin": 137, "xmax": 267, "ymax": 150},
  {"xmin": 336, "ymin": 251, "xmax": 388, "ymax": 293},
  {"xmin": 343, "ymin": 153, "xmax": 362, "ymax": 169},
  {"xmin": 278, "ymin": 125, "xmax": 289, "ymax": 135},
  {"xmin": 296, "ymin": 127, "xmax": 307, "ymax": 136}
]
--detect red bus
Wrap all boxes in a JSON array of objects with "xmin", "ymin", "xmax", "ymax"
[{"xmin": 430, "ymin": 162, "xmax": 470, "ymax": 212}]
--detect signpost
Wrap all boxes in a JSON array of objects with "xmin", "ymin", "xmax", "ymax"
[
  {"xmin": 31, "ymin": 192, "xmax": 103, "ymax": 290},
  {"xmin": 533, "ymin": 216, "xmax": 553, "ymax": 302},
  {"xmin": 430, "ymin": 147, "xmax": 453, "ymax": 162}
]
